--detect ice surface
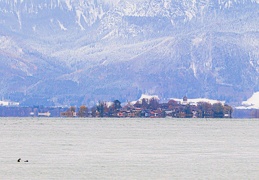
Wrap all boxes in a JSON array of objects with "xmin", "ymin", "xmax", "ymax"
[{"xmin": 0, "ymin": 118, "xmax": 258, "ymax": 179}]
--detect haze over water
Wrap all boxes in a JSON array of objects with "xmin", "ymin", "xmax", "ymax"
[{"xmin": 0, "ymin": 118, "xmax": 258, "ymax": 179}]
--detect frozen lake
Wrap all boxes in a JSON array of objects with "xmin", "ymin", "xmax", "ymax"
[{"xmin": 0, "ymin": 118, "xmax": 258, "ymax": 179}]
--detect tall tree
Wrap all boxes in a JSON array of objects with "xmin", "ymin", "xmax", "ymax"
[
  {"xmin": 184, "ymin": 104, "xmax": 193, "ymax": 118},
  {"xmin": 198, "ymin": 102, "xmax": 213, "ymax": 118},
  {"xmin": 212, "ymin": 103, "xmax": 224, "ymax": 118},
  {"xmin": 78, "ymin": 105, "xmax": 88, "ymax": 117},
  {"xmin": 69, "ymin": 106, "xmax": 76, "ymax": 113},
  {"xmin": 97, "ymin": 102, "xmax": 105, "ymax": 117},
  {"xmin": 141, "ymin": 98, "xmax": 148, "ymax": 109},
  {"xmin": 113, "ymin": 100, "xmax": 121, "ymax": 110},
  {"xmin": 223, "ymin": 104, "xmax": 233, "ymax": 118},
  {"xmin": 149, "ymin": 98, "xmax": 159, "ymax": 110}
]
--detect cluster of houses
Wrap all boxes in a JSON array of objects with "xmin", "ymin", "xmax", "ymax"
[
  {"xmin": 61, "ymin": 95, "xmax": 233, "ymax": 118},
  {"xmin": 0, "ymin": 95, "xmax": 233, "ymax": 118}
]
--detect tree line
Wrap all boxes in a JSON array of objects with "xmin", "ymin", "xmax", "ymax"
[{"xmin": 62, "ymin": 98, "xmax": 233, "ymax": 118}]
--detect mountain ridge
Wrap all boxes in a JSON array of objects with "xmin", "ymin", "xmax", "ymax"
[{"xmin": 0, "ymin": 0, "xmax": 258, "ymax": 106}]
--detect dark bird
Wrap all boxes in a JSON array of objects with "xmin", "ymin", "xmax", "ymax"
[
  {"xmin": 24, "ymin": 160, "xmax": 29, "ymax": 162},
  {"xmin": 17, "ymin": 158, "xmax": 21, "ymax": 162}
]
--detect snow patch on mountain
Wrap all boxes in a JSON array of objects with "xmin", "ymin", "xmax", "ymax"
[
  {"xmin": 237, "ymin": 92, "xmax": 259, "ymax": 109},
  {"xmin": 0, "ymin": 36, "xmax": 23, "ymax": 55},
  {"xmin": 65, "ymin": 0, "xmax": 72, "ymax": 11},
  {"xmin": 139, "ymin": 94, "xmax": 160, "ymax": 101},
  {"xmin": 130, "ymin": 94, "xmax": 160, "ymax": 105},
  {"xmin": 103, "ymin": 0, "xmax": 120, "ymax": 5},
  {"xmin": 57, "ymin": 20, "xmax": 67, "ymax": 31},
  {"xmin": 171, "ymin": 98, "xmax": 225, "ymax": 106}
]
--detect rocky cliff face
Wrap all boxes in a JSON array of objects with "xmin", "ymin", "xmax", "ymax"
[{"xmin": 0, "ymin": 0, "xmax": 258, "ymax": 106}]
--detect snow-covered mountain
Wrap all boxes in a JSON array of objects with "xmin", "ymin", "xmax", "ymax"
[{"xmin": 0, "ymin": 0, "xmax": 258, "ymax": 106}]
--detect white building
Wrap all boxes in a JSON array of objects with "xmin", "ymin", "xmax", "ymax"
[
  {"xmin": 38, "ymin": 112, "xmax": 51, "ymax": 117},
  {"xmin": 0, "ymin": 100, "xmax": 19, "ymax": 107}
]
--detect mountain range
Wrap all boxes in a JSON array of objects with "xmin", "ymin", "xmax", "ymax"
[{"xmin": 0, "ymin": 0, "xmax": 258, "ymax": 107}]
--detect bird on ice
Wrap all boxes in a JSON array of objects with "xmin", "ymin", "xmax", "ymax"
[{"xmin": 17, "ymin": 158, "xmax": 28, "ymax": 162}]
